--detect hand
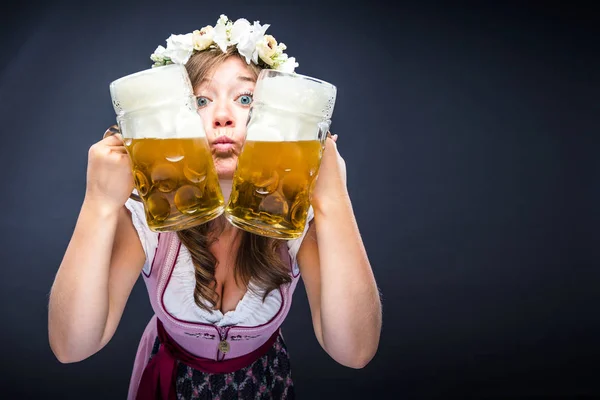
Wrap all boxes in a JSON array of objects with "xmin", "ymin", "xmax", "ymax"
[
  {"xmin": 310, "ymin": 133, "xmax": 348, "ymax": 210},
  {"xmin": 84, "ymin": 127, "xmax": 134, "ymax": 213}
]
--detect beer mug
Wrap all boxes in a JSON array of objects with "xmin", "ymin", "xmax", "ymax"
[
  {"xmin": 225, "ymin": 70, "xmax": 337, "ymax": 239},
  {"xmin": 109, "ymin": 64, "xmax": 224, "ymax": 232}
]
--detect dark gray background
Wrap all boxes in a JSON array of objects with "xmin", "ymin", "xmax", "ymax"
[{"xmin": 0, "ymin": 0, "xmax": 598, "ymax": 398}]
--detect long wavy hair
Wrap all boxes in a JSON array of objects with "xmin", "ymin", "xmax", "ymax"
[{"xmin": 176, "ymin": 47, "xmax": 291, "ymax": 313}]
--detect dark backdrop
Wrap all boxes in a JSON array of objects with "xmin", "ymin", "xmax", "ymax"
[{"xmin": 0, "ymin": 0, "xmax": 598, "ymax": 398}]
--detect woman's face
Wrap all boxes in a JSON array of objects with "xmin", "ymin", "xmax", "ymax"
[{"xmin": 194, "ymin": 57, "xmax": 257, "ymax": 180}]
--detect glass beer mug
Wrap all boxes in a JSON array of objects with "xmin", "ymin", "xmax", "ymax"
[
  {"xmin": 109, "ymin": 64, "xmax": 224, "ymax": 232},
  {"xmin": 225, "ymin": 70, "xmax": 337, "ymax": 239}
]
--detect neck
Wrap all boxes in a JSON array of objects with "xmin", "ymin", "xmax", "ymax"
[
  {"xmin": 219, "ymin": 178, "xmax": 232, "ymax": 203},
  {"xmin": 211, "ymin": 178, "xmax": 237, "ymax": 237}
]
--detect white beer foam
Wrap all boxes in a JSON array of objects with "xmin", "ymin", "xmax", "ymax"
[
  {"xmin": 247, "ymin": 73, "xmax": 336, "ymax": 142},
  {"xmin": 110, "ymin": 64, "xmax": 191, "ymax": 112},
  {"xmin": 254, "ymin": 74, "xmax": 336, "ymax": 119},
  {"xmin": 110, "ymin": 65, "xmax": 207, "ymax": 139}
]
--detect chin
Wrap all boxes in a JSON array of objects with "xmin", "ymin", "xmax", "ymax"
[
  {"xmin": 214, "ymin": 158, "xmax": 237, "ymax": 180},
  {"xmin": 217, "ymin": 170, "xmax": 235, "ymax": 180}
]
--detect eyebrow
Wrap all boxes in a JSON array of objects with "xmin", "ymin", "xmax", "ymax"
[
  {"xmin": 237, "ymin": 76, "xmax": 255, "ymax": 82},
  {"xmin": 199, "ymin": 75, "xmax": 256, "ymax": 84}
]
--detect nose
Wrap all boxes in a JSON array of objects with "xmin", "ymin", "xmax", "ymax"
[{"xmin": 212, "ymin": 103, "xmax": 235, "ymax": 128}]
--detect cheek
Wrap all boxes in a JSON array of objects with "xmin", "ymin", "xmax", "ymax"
[{"xmin": 235, "ymin": 108, "xmax": 251, "ymax": 137}]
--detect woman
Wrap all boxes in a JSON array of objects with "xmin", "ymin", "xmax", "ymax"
[{"xmin": 48, "ymin": 14, "xmax": 382, "ymax": 399}]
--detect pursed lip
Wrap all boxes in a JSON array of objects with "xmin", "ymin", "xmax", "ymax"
[
  {"xmin": 212, "ymin": 136, "xmax": 234, "ymax": 145},
  {"xmin": 211, "ymin": 136, "xmax": 236, "ymax": 154}
]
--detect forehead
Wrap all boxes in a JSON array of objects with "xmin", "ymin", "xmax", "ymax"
[{"xmin": 198, "ymin": 57, "xmax": 256, "ymax": 89}]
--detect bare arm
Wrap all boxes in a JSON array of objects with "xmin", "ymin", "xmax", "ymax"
[
  {"xmin": 297, "ymin": 136, "xmax": 382, "ymax": 369},
  {"xmin": 48, "ymin": 202, "xmax": 145, "ymax": 363},
  {"xmin": 48, "ymin": 134, "xmax": 146, "ymax": 363}
]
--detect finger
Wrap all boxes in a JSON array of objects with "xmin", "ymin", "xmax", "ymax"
[
  {"xmin": 332, "ymin": 134, "xmax": 338, "ymax": 142},
  {"xmin": 113, "ymin": 153, "xmax": 132, "ymax": 163},
  {"xmin": 109, "ymin": 146, "xmax": 128, "ymax": 154}
]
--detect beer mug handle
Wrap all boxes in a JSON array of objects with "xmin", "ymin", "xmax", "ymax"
[
  {"xmin": 103, "ymin": 124, "xmax": 142, "ymax": 203},
  {"xmin": 318, "ymin": 120, "xmax": 332, "ymax": 145}
]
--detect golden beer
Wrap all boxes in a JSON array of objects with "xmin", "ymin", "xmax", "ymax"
[
  {"xmin": 226, "ymin": 140, "xmax": 323, "ymax": 239},
  {"xmin": 125, "ymin": 137, "xmax": 224, "ymax": 232}
]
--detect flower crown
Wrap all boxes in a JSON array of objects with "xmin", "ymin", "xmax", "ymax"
[{"xmin": 150, "ymin": 14, "xmax": 298, "ymax": 73}]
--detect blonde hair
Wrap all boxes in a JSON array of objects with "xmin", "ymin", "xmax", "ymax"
[{"xmin": 185, "ymin": 46, "xmax": 262, "ymax": 86}]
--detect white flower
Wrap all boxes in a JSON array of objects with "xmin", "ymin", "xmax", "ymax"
[
  {"xmin": 276, "ymin": 56, "xmax": 298, "ymax": 73},
  {"xmin": 165, "ymin": 33, "xmax": 194, "ymax": 52},
  {"xmin": 149, "ymin": 14, "xmax": 298, "ymax": 72},
  {"xmin": 192, "ymin": 26, "xmax": 214, "ymax": 51},
  {"xmin": 229, "ymin": 18, "xmax": 252, "ymax": 45},
  {"xmin": 232, "ymin": 20, "xmax": 268, "ymax": 64},
  {"xmin": 250, "ymin": 21, "xmax": 270, "ymax": 63},
  {"xmin": 272, "ymin": 52, "xmax": 287, "ymax": 66},
  {"xmin": 150, "ymin": 45, "xmax": 167, "ymax": 64},
  {"xmin": 256, "ymin": 35, "xmax": 278, "ymax": 66},
  {"xmin": 163, "ymin": 33, "xmax": 194, "ymax": 64},
  {"xmin": 213, "ymin": 16, "xmax": 231, "ymax": 52},
  {"xmin": 217, "ymin": 14, "xmax": 229, "ymax": 26},
  {"xmin": 229, "ymin": 18, "xmax": 253, "ymax": 62}
]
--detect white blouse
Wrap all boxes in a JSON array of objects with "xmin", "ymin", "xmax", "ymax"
[{"xmin": 125, "ymin": 182, "xmax": 312, "ymax": 327}]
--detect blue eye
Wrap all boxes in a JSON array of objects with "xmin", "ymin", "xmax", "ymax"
[
  {"xmin": 196, "ymin": 96, "xmax": 210, "ymax": 108},
  {"xmin": 237, "ymin": 94, "xmax": 253, "ymax": 106}
]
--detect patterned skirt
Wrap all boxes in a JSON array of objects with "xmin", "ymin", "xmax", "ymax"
[{"xmin": 149, "ymin": 334, "xmax": 295, "ymax": 400}]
